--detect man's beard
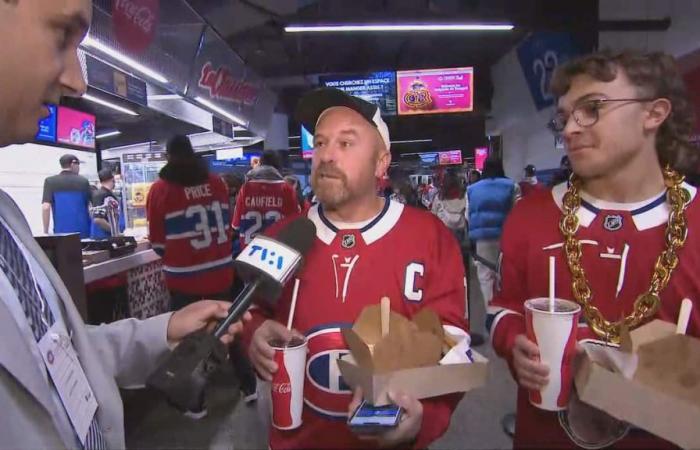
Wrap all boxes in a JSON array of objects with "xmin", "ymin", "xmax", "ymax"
[{"xmin": 311, "ymin": 162, "xmax": 351, "ymax": 209}]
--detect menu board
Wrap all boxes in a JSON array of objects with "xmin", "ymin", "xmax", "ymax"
[
  {"xmin": 397, "ymin": 67, "xmax": 474, "ymax": 115},
  {"xmin": 57, "ymin": 106, "xmax": 95, "ymax": 149}
]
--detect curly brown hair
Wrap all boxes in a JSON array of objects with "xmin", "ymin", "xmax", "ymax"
[{"xmin": 550, "ymin": 50, "xmax": 697, "ymax": 173}]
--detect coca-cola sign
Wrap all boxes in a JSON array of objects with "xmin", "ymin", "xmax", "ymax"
[
  {"xmin": 112, "ymin": 0, "xmax": 159, "ymax": 54},
  {"xmin": 198, "ymin": 62, "xmax": 259, "ymax": 106},
  {"xmin": 272, "ymin": 382, "xmax": 292, "ymax": 394}
]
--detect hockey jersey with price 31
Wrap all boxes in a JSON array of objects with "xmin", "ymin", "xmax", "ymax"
[
  {"xmin": 241, "ymin": 199, "xmax": 469, "ymax": 450},
  {"xmin": 146, "ymin": 173, "xmax": 233, "ymax": 295}
]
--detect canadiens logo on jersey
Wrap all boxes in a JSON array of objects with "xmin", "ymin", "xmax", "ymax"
[
  {"xmin": 603, "ymin": 214, "xmax": 623, "ymax": 231},
  {"xmin": 304, "ymin": 325, "xmax": 353, "ymax": 418}
]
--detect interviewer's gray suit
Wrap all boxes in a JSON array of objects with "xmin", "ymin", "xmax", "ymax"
[{"xmin": 0, "ymin": 189, "xmax": 172, "ymax": 449}]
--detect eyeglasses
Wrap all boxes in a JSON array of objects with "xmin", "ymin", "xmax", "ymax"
[{"xmin": 547, "ymin": 98, "xmax": 656, "ymax": 134}]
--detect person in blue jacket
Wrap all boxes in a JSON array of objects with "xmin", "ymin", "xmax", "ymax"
[{"xmin": 467, "ymin": 157, "xmax": 520, "ymax": 307}]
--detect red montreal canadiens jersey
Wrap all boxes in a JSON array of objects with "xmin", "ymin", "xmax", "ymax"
[
  {"xmin": 232, "ymin": 179, "xmax": 299, "ymax": 248},
  {"xmin": 146, "ymin": 174, "xmax": 233, "ymax": 295},
  {"xmin": 489, "ymin": 182, "xmax": 700, "ymax": 449},
  {"xmin": 243, "ymin": 200, "xmax": 468, "ymax": 450}
]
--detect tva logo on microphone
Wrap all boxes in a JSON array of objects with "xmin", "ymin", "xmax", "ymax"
[
  {"xmin": 235, "ymin": 235, "xmax": 302, "ymax": 284},
  {"xmin": 247, "ymin": 244, "xmax": 285, "ymax": 270}
]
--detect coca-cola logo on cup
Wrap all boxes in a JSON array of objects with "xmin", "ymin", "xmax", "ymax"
[
  {"xmin": 198, "ymin": 62, "xmax": 259, "ymax": 106},
  {"xmin": 272, "ymin": 382, "xmax": 292, "ymax": 394},
  {"xmin": 112, "ymin": 0, "xmax": 159, "ymax": 54}
]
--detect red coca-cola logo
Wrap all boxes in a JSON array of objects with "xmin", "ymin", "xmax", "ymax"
[
  {"xmin": 198, "ymin": 62, "xmax": 259, "ymax": 106},
  {"xmin": 272, "ymin": 382, "xmax": 292, "ymax": 394},
  {"xmin": 112, "ymin": 0, "xmax": 158, "ymax": 54}
]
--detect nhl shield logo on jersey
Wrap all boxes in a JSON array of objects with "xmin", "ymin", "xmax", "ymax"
[
  {"xmin": 603, "ymin": 214, "xmax": 623, "ymax": 231},
  {"xmin": 341, "ymin": 234, "xmax": 356, "ymax": 249},
  {"xmin": 304, "ymin": 324, "xmax": 354, "ymax": 418}
]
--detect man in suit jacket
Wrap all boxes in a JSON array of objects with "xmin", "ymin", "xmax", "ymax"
[{"xmin": 0, "ymin": 1, "xmax": 246, "ymax": 448}]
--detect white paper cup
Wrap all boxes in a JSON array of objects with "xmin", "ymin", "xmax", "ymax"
[{"xmin": 525, "ymin": 298, "xmax": 581, "ymax": 411}]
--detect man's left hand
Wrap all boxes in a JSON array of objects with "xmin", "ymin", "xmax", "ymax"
[
  {"xmin": 348, "ymin": 387, "xmax": 423, "ymax": 448},
  {"xmin": 166, "ymin": 300, "xmax": 251, "ymax": 347}
]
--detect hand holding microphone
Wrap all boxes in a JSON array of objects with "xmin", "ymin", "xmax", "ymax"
[{"xmin": 146, "ymin": 217, "xmax": 316, "ymax": 412}]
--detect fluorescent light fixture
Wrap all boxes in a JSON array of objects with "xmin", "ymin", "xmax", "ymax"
[
  {"xmin": 194, "ymin": 96, "xmax": 247, "ymax": 126},
  {"xmin": 81, "ymin": 35, "xmax": 168, "ymax": 83},
  {"xmin": 216, "ymin": 148, "xmax": 244, "ymax": 160},
  {"xmin": 96, "ymin": 130, "xmax": 122, "ymax": 139},
  {"xmin": 82, "ymin": 94, "xmax": 139, "ymax": 116},
  {"xmin": 285, "ymin": 23, "xmax": 513, "ymax": 33}
]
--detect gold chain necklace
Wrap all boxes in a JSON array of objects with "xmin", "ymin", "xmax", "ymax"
[{"xmin": 559, "ymin": 167, "xmax": 691, "ymax": 343}]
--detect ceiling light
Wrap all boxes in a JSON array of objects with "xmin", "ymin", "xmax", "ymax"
[
  {"xmin": 284, "ymin": 23, "xmax": 514, "ymax": 33},
  {"xmin": 83, "ymin": 94, "xmax": 139, "ymax": 116},
  {"xmin": 194, "ymin": 96, "xmax": 247, "ymax": 126},
  {"xmin": 81, "ymin": 35, "xmax": 168, "ymax": 83},
  {"xmin": 96, "ymin": 130, "xmax": 122, "ymax": 139}
]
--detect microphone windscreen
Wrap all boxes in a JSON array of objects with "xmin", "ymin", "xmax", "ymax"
[{"xmin": 274, "ymin": 216, "xmax": 316, "ymax": 256}]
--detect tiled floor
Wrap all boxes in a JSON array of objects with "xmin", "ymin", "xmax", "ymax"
[{"xmin": 125, "ymin": 262, "xmax": 518, "ymax": 449}]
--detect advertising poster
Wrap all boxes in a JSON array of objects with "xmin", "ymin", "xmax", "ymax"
[
  {"xmin": 57, "ymin": 107, "xmax": 95, "ymax": 149},
  {"xmin": 475, "ymin": 147, "xmax": 488, "ymax": 170},
  {"xmin": 36, "ymin": 104, "xmax": 57, "ymax": 143},
  {"xmin": 301, "ymin": 125, "xmax": 314, "ymax": 159},
  {"xmin": 397, "ymin": 67, "xmax": 474, "ymax": 115},
  {"xmin": 319, "ymin": 71, "xmax": 397, "ymax": 115},
  {"xmin": 438, "ymin": 150, "xmax": 463, "ymax": 165},
  {"xmin": 516, "ymin": 32, "xmax": 581, "ymax": 110}
]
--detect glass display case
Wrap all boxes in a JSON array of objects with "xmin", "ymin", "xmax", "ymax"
[{"xmin": 120, "ymin": 151, "xmax": 167, "ymax": 230}]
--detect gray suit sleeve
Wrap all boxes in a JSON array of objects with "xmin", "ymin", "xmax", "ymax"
[{"xmin": 86, "ymin": 313, "xmax": 173, "ymax": 388}]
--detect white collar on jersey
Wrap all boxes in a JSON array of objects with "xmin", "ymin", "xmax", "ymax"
[
  {"xmin": 552, "ymin": 181, "xmax": 698, "ymax": 231},
  {"xmin": 307, "ymin": 199, "xmax": 404, "ymax": 245}
]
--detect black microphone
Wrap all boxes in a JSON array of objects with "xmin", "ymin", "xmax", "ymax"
[
  {"xmin": 213, "ymin": 217, "xmax": 316, "ymax": 337},
  {"xmin": 146, "ymin": 217, "xmax": 316, "ymax": 412}
]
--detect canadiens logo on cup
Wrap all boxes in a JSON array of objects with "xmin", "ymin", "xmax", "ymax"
[
  {"xmin": 524, "ymin": 298, "xmax": 581, "ymax": 411},
  {"xmin": 270, "ymin": 337, "xmax": 307, "ymax": 430}
]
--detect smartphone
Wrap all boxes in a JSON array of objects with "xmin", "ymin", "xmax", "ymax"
[{"xmin": 347, "ymin": 400, "xmax": 403, "ymax": 434}]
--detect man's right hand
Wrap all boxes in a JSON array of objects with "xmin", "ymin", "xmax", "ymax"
[
  {"xmin": 512, "ymin": 334, "xmax": 549, "ymax": 390},
  {"xmin": 249, "ymin": 320, "xmax": 303, "ymax": 381}
]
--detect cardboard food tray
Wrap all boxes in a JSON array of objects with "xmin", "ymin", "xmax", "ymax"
[
  {"xmin": 338, "ymin": 351, "xmax": 488, "ymax": 406},
  {"xmin": 337, "ymin": 304, "xmax": 488, "ymax": 406},
  {"xmin": 575, "ymin": 320, "xmax": 700, "ymax": 449}
]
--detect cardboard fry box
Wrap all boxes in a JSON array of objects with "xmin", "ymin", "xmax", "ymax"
[
  {"xmin": 337, "ymin": 304, "xmax": 488, "ymax": 406},
  {"xmin": 575, "ymin": 320, "xmax": 700, "ymax": 449}
]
